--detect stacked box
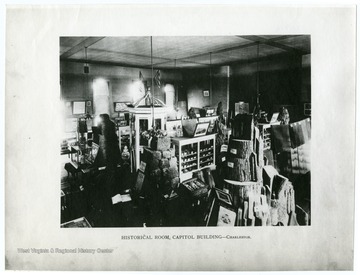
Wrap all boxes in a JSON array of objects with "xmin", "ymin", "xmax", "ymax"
[
  {"xmin": 150, "ymin": 136, "xmax": 171, "ymax": 151},
  {"xmin": 143, "ymin": 147, "xmax": 179, "ymax": 195}
]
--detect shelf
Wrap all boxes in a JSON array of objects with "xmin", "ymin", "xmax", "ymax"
[
  {"xmin": 181, "ymin": 152, "xmax": 197, "ymax": 158},
  {"xmin": 200, "ymin": 153, "xmax": 213, "ymax": 160},
  {"xmin": 182, "ymin": 166, "xmax": 197, "ymax": 173},
  {"xmin": 199, "ymin": 147, "xmax": 213, "ymax": 153},
  {"xmin": 182, "ymin": 163, "xmax": 197, "ymax": 169},
  {"xmin": 182, "ymin": 161, "xmax": 197, "ymax": 167},
  {"xmin": 200, "ymin": 158, "xmax": 213, "ymax": 165}
]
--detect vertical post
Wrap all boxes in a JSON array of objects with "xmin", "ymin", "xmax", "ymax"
[
  {"xmin": 226, "ymin": 65, "xmax": 230, "ymax": 119},
  {"xmin": 151, "ymin": 36, "xmax": 155, "ymax": 128},
  {"xmin": 209, "ymin": 52, "xmax": 212, "ymax": 107},
  {"xmin": 256, "ymin": 42, "xmax": 260, "ymax": 95}
]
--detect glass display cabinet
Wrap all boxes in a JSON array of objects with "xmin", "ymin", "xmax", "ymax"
[{"xmin": 172, "ymin": 134, "xmax": 216, "ymax": 182}]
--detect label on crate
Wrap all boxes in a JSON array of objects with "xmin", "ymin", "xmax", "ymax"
[
  {"xmin": 230, "ymin": 148, "xmax": 237, "ymax": 155},
  {"xmin": 139, "ymin": 161, "xmax": 147, "ymax": 173},
  {"xmin": 227, "ymin": 162, "xmax": 234, "ymax": 168},
  {"xmin": 222, "ymin": 156, "xmax": 226, "ymax": 162},
  {"xmin": 220, "ymin": 144, "xmax": 228, "ymax": 152}
]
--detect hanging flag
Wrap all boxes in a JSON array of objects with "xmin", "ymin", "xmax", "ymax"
[
  {"xmin": 154, "ymin": 70, "xmax": 161, "ymax": 88},
  {"xmin": 138, "ymin": 71, "xmax": 146, "ymax": 94}
]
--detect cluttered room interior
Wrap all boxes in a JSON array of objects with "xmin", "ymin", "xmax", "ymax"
[{"xmin": 60, "ymin": 36, "xmax": 311, "ymax": 228}]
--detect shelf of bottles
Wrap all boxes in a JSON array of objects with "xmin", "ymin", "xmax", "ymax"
[
  {"xmin": 180, "ymin": 143, "xmax": 198, "ymax": 174},
  {"xmin": 199, "ymin": 139, "xmax": 214, "ymax": 168}
]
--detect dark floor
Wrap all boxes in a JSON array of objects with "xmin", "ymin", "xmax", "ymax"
[
  {"xmin": 61, "ymin": 162, "xmax": 311, "ymax": 227},
  {"xmin": 61, "ymin": 163, "xmax": 215, "ymax": 227}
]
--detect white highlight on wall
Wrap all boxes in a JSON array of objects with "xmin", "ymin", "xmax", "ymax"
[{"xmin": 93, "ymin": 78, "xmax": 110, "ymax": 119}]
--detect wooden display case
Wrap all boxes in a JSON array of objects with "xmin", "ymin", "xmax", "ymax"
[
  {"xmin": 172, "ymin": 134, "xmax": 216, "ymax": 182},
  {"xmin": 128, "ymin": 106, "xmax": 168, "ymax": 170}
]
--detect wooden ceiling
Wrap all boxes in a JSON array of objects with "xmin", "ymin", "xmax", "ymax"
[{"xmin": 60, "ymin": 35, "xmax": 310, "ymax": 69}]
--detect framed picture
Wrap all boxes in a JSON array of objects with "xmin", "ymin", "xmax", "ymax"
[
  {"xmin": 114, "ymin": 102, "xmax": 130, "ymax": 112},
  {"xmin": 72, "ymin": 101, "xmax": 86, "ymax": 115},
  {"xmin": 198, "ymin": 116, "xmax": 218, "ymax": 134},
  {"xmin": 193, "ymin": 122, "xmax": 209, "ymax": 137},
  {"xmin": 217, "ymin": 205, "xmax": 236, "ymax": 226},
  {"xmin": 214, "ymin": 188, "xmax": 232, "ymax": 206},
  {"xmin": 203, "ymin": 90, "xmax": 210, "ymax": 97},
  {"xmin": 166, "ymin": 119, "xmax": 183, "ymax": 137}
]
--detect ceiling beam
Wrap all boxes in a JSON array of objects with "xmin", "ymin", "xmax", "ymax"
[
  {"xmin": 266, "ymin": 35, "xmax": 302, "ymax": 42},
  {"xmin": 60, "ymin": 37, "xmax": 106, "ymax": 59},
  {"xmin": 237, "ymin": 35, "xmax": 306, "ymax": 55},
  {"xmin": 61, "ymin": 47, "xmax": 172, "ymax": 62},
  {"xmin": 62, "ymin": 58, "xmax": 154, "ymax": 70},
  {"xmin": 215, "ymin": 52, "xmax": 302, "ymax": 68},
  {"xmin": 64, "ymin": 57, "xmax": 210, "ymax": 70},
  {"xmin": 150, "ymin": 59, "xmax": 211, "ymax": 68}
]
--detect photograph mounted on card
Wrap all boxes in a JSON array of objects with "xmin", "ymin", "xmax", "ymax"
[
  {"xmin": 193, "ymin": 122, "xmax": 210, "ymax": 137},
  {"xmin": 73, "ymin": 101, "xmax": 86, "ymax": 115},
  {"xmin": 217, "ymin": 205, "xmax": 237, "ymax": 226},
  {"xmin": 215, "ymin": 188, "xmax": 233, "ymax": 206},
  {"xmin": 114, "ymin": 102, "xmax": 130, "ymax": 112}
]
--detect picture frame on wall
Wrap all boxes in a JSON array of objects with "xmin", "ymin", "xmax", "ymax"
[
  {"xmin": 72, "ymin": 101, "xmax": 86, "ymax": 115},
  {"xmin": 203, "ymin": 90, "xmax": 209, "ymax": 97}
]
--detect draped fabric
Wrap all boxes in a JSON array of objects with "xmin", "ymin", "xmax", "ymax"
[
  {"xmin": 271, "ymin": 118, "xmax": 311, "ymax": 175},
  {"xmin": 289, "ymin": 118, "xmax": 311, "ymax": 148},
  {"xmin": 271, "ymin": 118, "xmax": 311, "ymax": 153}
]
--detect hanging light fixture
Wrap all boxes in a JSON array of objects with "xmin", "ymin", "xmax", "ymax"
[
  {"xmin": 84, "ymin": 46, "xmax": 89, "ymax": 74},
  {"xmin": 209, "ymin": 52, "xmax": 212, "ymax": 101},
  {"xmin": 132, "ymin": 36, "xmax": 165, "ymax": 111},
  {"xmin": 82, "ymin": 46, "xmax": 92, "ymax": 119}
]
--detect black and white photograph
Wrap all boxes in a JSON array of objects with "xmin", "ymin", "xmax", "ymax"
[
  {"xmin": 4, "ymin": 4, "xmax": 356, "ymax": 272},
  {"xmin": 59, "ymin": 35, "xmax": 312, "ymax": 228}
]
